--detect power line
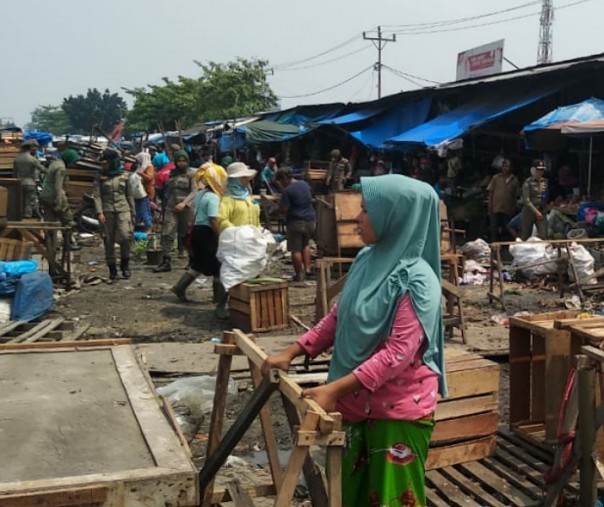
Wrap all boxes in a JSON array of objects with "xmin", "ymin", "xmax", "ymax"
[
  {"xmin": 348, "ymin": 69, "xmax": 376, "ymax": 102},
  {"xmin": 389, "ymin": 0, "xmax": 591, "ymax": 35},
  {"xmin": 276, "ymin": 45, "xmax": 371, "ymax": 72},
  {"xmin": 271, "ymin": 33, "xmax": 361, "ymax": 70},
  {"xmin": 278, "ymin": 65, "xmax": 374, "ymax": 99},
  {"xmin": 382, "ymin": 66, "xmax": 425, "ymax": 88},
  {"xmin": 382, "ymin": 65, "xmax": 442, "ymax": 85},
  {"xmin": 381, "ymin": 1, "xmax": 541, "ymax": 30}
]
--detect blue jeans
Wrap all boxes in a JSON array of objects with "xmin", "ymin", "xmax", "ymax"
[{"xmin": 135, "ymin": 197, "xmax": 153, "ymax": 229}]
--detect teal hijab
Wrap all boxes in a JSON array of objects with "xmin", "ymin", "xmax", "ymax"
[{"xmin": 329, "ymin": 174, "xmax": 447, "ymax": 397}]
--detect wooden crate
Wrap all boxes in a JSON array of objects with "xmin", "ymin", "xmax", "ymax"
[
  {"xmin": 0, "ymin": 343, "xmax": 198, "ymax": 506},
  {"xmin": 316, "ymin": 191, "xmax": 364, "ymax": 256},
  {"xmin": 303, "ymin": 160, "xmax": 330, "ymax": 181},
  {"xmin": 509, "ymin": 310, "xmax": 604, "ymax": 447},
  {"xmin": 426, "ymin": 350, "xmax": 500, "ymax": 470},
  {"xmin": 229, "ymin": 281, "xmax": 289, "ymax": 332},
  {"xmin": 0, "ymin": 178, "xmax": 22, "ymax": 221}
]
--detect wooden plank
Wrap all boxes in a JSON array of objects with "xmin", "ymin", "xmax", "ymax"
[
  {"xmin": 426, "ymin": 435, "xmax": 496, "ymax": 470},
  {"xmin": 22, "ymin": 319, "xmax": 66, "ymax": 343},
  {"xmin": 0, "ymin": 338, "xmax": 131, "ymax": 351},
  {"xmin": 431, "ymin": 412, "xmax": 498, "ymax": 444},
  {"xmin": 445, "ymin": 366, "xmax": 500, "ymax": 399},
  {"xmin": 211, "ymin": 484, "xmax": 276, "ymax": 503},
  {"xmin": 544, "ymin": 329, "xmax": 572, "ymax": 442},
  {"xmin": 440, "ymin": 466, "xmax": 509, "ymax": 507},
  {"xmin": 459, "ymin": 460, "xmax": 536, "ymax": 506},
  {"xmin": 481, "ymin": 457, "xmax": 543, "ymax": 501},
  {"xmin": 0, "ymin": 485, "xmax": 108, "ymax": 507},
  {"xmin": 531, "ymin": 333, "xmax": 546, "ymax": 424},
  {"xmin": 229, "ymin": 297, "xmax": 251, "ymax": 316},
  {"xmin": 435, "ymin": 393, "xmax": 498, "ymax": 421},
  {"xmin": 509, "ymin": 325, "xmax": 532, "ymax": 425},
  {"xmin": 111, "ymin": 346, "xmax": 194, "ymax": 471},
  {"xmin": 60, "ymin": 324, "xmax": 90, "ymax": 341},
  {"xmin": 0, "ymin": 321, "xmax": 27, "ymax": 338},
  {"xmin": 225, "ymin": 479, "xmax": 256, "ymax": 507},
  {"xmin": 425, "ymin": 470, "xmax": 482, "ymax": 507},
  {"xmin": 7, "ymin": 320, "xmax": 56, "ymax": 344}
]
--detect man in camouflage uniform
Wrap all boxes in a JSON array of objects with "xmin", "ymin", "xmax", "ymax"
[
  {"xmin": 40, "ymin": 148, "xmax": 79, "ymax": 227},
  {"xmin": 13, "ymin": 140, "xmax": 46, "ymax": 218},
  {"xmin": 521, "ymin": 160, "xmax": 549, "ymax": 240},
  {"xmin": 326, "ymin": 149, "xmax": 351, "ymax": 192},
  {"xmin": 154, "ymin": 150, "xmax": 195, "ymax": 273}
]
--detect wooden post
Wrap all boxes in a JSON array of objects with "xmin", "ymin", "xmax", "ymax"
[
  {"xmin": 578, "ymin": 359, "xmax": 597, "ymax": 506},
  {"xmin": 326, "ymin": 413, "xmax": 343, "ymax": 507},
  {"xmin": 495, "ymin": 245, "xmax": 506, "ymax": 311},
  {"xmin": 201, "ymin": 331, "xmax": 235, "ymax": 507}
]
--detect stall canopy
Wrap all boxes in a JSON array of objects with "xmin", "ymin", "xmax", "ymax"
[
  {"xmin": 318, "ymin": 104, "xmax": 390, "ymax": 126},
  {"xmin": 349, "ymin": 98, "xmax": 432, "ymax": 150},
  {"xmin": 262, "ymin": 104, "xmax": 344, "ymax": 125},
  {"xmin": 387, "ymin": 81, "xmax": 562, "ymax": 149}
]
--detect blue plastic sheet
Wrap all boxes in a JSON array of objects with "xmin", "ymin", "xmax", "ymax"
[
  {"xmin": 0, "ymin": 260, "xmax": 38, "ymax": 296},
  {"xmin": 11, "ymin": 272, "xmax": 54, "ymax": 321}
]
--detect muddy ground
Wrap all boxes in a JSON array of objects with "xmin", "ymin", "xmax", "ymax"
[{"xmin": 50, "ymin": 240, "xmax": 586, "ymax": 500}]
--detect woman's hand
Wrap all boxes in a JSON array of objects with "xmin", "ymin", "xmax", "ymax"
[
  {"xmin": 261, "ymin": 352, "xmax": 293, "ymax": 375},
  {"xmin": 301, "ymin": 385, "xmax": 337, "ymax": 413},
  {"xmin": 174, "ymin": 202, "xmax": 186, "ymax": 212},
  {"xmin": 98, "ymin": 213, "xmax": 106, "ymax": 225}
]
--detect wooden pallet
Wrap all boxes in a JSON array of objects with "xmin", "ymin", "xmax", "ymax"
[
  {"xmin": 426, "ymin": 429, "xmax": 580, "ymax": 506},
  {"xmin": 0, "ymin": 318, "xmax": 90, "ymax": 345}
]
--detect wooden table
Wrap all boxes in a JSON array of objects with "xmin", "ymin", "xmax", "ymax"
[{"xmin": 0, "ymin": 219, "xmax": 73, "ymax": 287}]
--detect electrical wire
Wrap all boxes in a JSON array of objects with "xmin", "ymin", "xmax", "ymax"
[
  {"xmin": 348, "ymin": 69, "xmax": 376, "ymax": 102},
  {"xmin": 278, "ymin": 65, "xmax": 374, "ymax": 99},
  {"xmin": 366, "ymin": 71, "xmax": 377, "ymax": 101},
  {"xmin": 271, "ymin": 33, "xmax": 361, "ymax": 70},
  {"xmin": 389, "ymin": 0, "xmax": 593, "ymax": 35},
  {"xmin": 382, "ymin": 66, "xmax": 425, "ymax": 88},
  {"xmin": 380, "ymin": 1, "xmax": 541, "ymax": 30},
  {"xmin": 277, "ymin": 45, "xmax": 371, "ymax": 72},
  {"xmin": 381, "ymin": 65, "xmax": 441, "ymax": 85}
]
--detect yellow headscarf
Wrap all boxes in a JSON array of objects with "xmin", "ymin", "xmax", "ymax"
[{"xmin": 195, "ymin": 162, "xmax": 227, "ymax": 196}]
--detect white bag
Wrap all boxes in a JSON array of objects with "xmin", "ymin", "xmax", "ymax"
[
  {"xmin": 129, "ymin": 172, "xmax": 147, "ymax": 199},
  {"xmin": 509, "ymin": 237, "xmax": 557, "ymax": 279},
  {"xmin": 567, "ymin": 243, "xmax": 597, "ymax": 285},
  {"xmin": 217, "ymin": 226, "xmax": 275, "ymax": 290}
]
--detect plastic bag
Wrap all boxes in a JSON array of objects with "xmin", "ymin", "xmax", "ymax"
[
  {"xmin": 0, "ymin": 260, "xmax": 38, "ymax": 296},
  {"xmin": 157, "ymin": 376, "xmax": 237, "ymax": 441},
  {"xmin": 567, "ymin": 243, "xmax": 597, "ymax": 285},
  {"xmin": 509, "ymin": 237, "xmax": 557, "ymax": 279},
  {"xmin": 460, "ymin": 239, "xmax": 491, "ymax": 263},
  {"xmin": 128, "ymin": 172, "xmax": 147, "ymax": 199},
  {"xmin": 217, "ymin": 226, "xmax": 276, "ymax": 290}
]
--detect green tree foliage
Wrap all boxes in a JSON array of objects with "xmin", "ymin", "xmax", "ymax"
[
  {"xmin": 61, "ymin": 88, "xmax": 128, "ymax": 134},
  {"xmin": 26, "ymin": 105, "xmax": 71, "ymax": 134},
  {"xmin": 125, "ymin": 58, "xmax": 277, "ymax": 131}
]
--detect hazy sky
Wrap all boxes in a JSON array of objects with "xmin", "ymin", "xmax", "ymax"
[{"xmin": 1, "ymin": 0, "xmax": 601, "ymax": 127}]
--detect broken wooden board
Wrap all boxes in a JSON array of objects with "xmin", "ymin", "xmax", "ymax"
[
  {"xmin": 0, "ymin": 343, "xmax": 198, "ymax": 506},
  {"xmin": 0, "ymin": 318, "xmax": 89, "ymax": 345}
]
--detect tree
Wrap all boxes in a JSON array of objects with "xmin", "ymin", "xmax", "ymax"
[
  {"xmin": 26, "ymin": 105, "xmax": 71, "ymax": 134},
  {"xmin": 61, "ymin": 88, "xmax": 128, "ymax": 135},
  {"xmin": 125, "ymin": 58, "xmax": 277, "ymax": 131}
]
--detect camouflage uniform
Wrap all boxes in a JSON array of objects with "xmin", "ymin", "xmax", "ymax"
[
  {"xmin": 13, "ymin": 149, "xmax": 45, "ymax": 218},
  {"xmin": 521, "ymin": 176, "xmax": 548, "ymax": 240},
  {"xmin": 327, "ymin": 157, "xmax": 351, "ymax": 192},
  {"xmin": 93, "ymin": 173, "xmax": 135, "ymax": 264},
  {"xmin": 160, "ymin": 172, "xmax": 194, "ymax": 257}
]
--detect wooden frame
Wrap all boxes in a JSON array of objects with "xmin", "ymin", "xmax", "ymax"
[
  {"xmin": 229, "ymin": 281, "xmax": 289, "ymax": 332},
  {"xmin": 201, "ymin": 329, "xmax": 343, "ymax": 507},
  {"xmin": 0, "ymin": 343, "xmax": 198, "ymax": 507},
  {"xmin": 315, "ymin": 192, "xmax": 364, "ymax": 258}
]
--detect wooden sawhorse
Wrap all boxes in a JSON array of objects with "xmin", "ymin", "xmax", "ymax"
[{"xmin": 200, "ymin": 329, "xmax": 344, "ymax": 507}]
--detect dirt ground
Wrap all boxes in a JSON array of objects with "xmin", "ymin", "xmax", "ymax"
[{"xmin": 49, "ymin": 240, "xmax": 582, "ymax": 500}]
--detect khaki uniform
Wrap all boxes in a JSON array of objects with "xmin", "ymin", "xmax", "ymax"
[
  {"xmin": 93, "ymin": 173, "xmax": 135, "ymax": 264},
  {"xmin": 521, "ymin": 176, "xmax": 548, "ymax": 240},
  {"xmin": 487, "ymin": 172, "xmax": 520, "ymax": 242},
  {"xmin": 13, "ymin": 152, "xmax": 45, "ymax": 218},
  {"xmin": 40, "ymin": 159, "xmax": 74, "ymax": 227},
  {"xmin": 327, "ymin": 157, "xmax": 351, "ymax": 192},
  {"xmin": 161, "ymin": 172, "xmax": 194, "ymax": 256}
]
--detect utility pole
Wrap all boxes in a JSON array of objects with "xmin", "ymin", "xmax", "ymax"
[
  {"xmin": 537, "ymin": 0, "xmax": 554, "ymax": 64},
  {"xmin": 363, "ymin": 26, "xmax": 396, "ymax": 99}
]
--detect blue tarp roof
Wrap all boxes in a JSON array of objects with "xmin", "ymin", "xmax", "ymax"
[
  {"xmin": 319, "ymin": 104, "xmax": 390, "ymax": 125},
  {"xmin": 387, "ymin": 82, "xmax": 561, "ymax": 147},
  {"xmin": 349, "ymin": 98, "xmax": 432, "ymax": 150},
  {"xmin": 262, "ymin": 104, "xmax": 344, "ymax": 125},
  {"xmin": 522, "ymin": 98, "xmax": 604, "ymax": 132}
]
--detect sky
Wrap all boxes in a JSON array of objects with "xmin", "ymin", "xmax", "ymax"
[{"xmin": 1, "ymin": 0, "xmax": 602, "ymax": 128}]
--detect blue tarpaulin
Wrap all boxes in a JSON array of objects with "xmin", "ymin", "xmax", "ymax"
[
  {"xmin": 523, "ymin": 98, "xmax": 604, "ymax": 132},
  {"xmin": 319, "ymin": 105, "xmax": 390, "ymax": 125},
  {"xmin": 349, "ymin": 98, "xmax": 432, "ymax": 150},
  {"xmin": 387, "ymin": 82, "xmax": 561, "ymax": 148},
  {"xmin": 24, "ymin": 130, "xmax": 53, "ymax": 146},
  {"xmin": 262, "ymin": 104, "xmax": 344, "ymax": 125}
]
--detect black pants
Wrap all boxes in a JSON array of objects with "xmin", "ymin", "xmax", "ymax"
[{"xmin": 490, "ymin": 212, "xmax": 511, "ymax": 243}]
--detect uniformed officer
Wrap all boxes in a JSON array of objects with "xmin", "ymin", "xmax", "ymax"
[
  {"xmin": 521, "ymin": 160, "xmax": 549, "ymax": 240},
  {"xmin": 93, "ymin": 150, "xmax": 135, "ymax": 280},
  {"xmin": 40, "ymin": 148, "xmax": 79, "ymax": 227},
  {"xmin": 13, "ymin": 139, "xmax": 46, "ymax": 218},
  {"xmin": 153, "ymin": 150, "xmax": 195, "ymax": 273},
  {"xmin": 326, "ymin": 149, "xmax": 351, "ymax": 192}
]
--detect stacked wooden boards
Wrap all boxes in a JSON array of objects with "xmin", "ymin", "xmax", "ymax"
[{"xmin": 315, "ymin": 191, "xmax": 365, "ymax": 257}]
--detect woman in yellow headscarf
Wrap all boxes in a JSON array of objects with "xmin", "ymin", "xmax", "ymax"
[{"xmin": 171, "ymin": 163, "xmax": 228, "ymax": 314}]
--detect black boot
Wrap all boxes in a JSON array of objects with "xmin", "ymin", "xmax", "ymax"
[
  {"xmin": 108, "ymin": 263, "xmax": 118, "ymax": 281},
  {"xmin": 120, "ymin": 258, "xmax": 131, "ymax": 279},
  {"xmin": 212, "ymin": 280, "xmax": 221, "ymax": 304},
  {"xmin": 171, "ymin": 272, "xmax": 196, "ymax": 302},
  {"xmin": 214, "ymin": 283, "xmax": 230, "ymax": 320},
  {"xmin": 153, "ymin": 256, "xmax": 172, "ymax": 273}
]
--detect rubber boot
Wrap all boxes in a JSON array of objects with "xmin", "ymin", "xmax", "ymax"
[
  {"xmin": 153, "ymin": 255, "xmax": 172, "ymax": 273},
  {"xmin": 214, "ymin": 283, "xmax": 230, "ymax": 320},
  {"xmin": 171, "ymin": 272, "xmax": 196, "ymax": 302},
  {"xmin": 108, "ymin": 263, "xmax": 118, "ymax": 281},
  {"xmin": 212, "ymin": 279, "xmax": 222, "ymax": 304},
  {"xmin": 120, "ymin": 258, "xmax": 131, "ymax": 279}
]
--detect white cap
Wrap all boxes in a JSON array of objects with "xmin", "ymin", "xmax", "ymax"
[{"xmin": 227, "ymin": 162, "xmax": 257, "ymax": 179}]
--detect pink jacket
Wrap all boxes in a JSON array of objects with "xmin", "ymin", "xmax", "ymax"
[{"xmin": 298, "ymin": 294, "xmax": 438, "ymax": 422}]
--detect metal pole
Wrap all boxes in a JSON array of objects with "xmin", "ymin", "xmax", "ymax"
[
  {"xmin": 377, "ymin": 26, "xmax": 382, "ymax": 99},
  {"xmin": 588, "ymin": 136, "xmax": 593, "ymax": 197},
  {"xmin": 578, "ymin": 361, "xmax": 597, "ymax": 506}
]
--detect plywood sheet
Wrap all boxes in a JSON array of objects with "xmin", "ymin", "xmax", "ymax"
[{"xmin": 0, "ymin": 350, "xmax": 154, "ymax": 482}]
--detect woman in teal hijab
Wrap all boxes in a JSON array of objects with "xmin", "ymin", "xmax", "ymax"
[{"xmin": 263, "ymin": 174, "xmax": 447, "ymax": 506}]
